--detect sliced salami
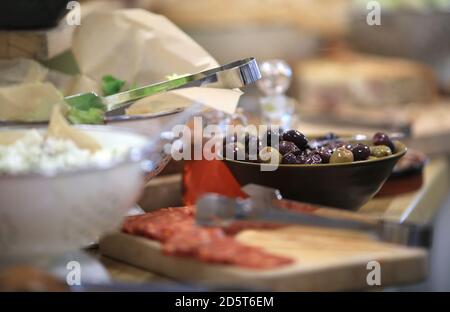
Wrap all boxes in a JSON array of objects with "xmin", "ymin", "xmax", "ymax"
[{"xmin": 122, "ymin": 206, "xmax": 293, "ymax": 270}]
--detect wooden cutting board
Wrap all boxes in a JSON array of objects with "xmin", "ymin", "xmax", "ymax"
[{"xmin": 100, "ymin": 225, "xmax": 427, "ymax": 291}]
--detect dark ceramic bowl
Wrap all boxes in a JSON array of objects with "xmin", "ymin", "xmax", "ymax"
[
  {"xmin": 0, "ymin": 0, "xmax": 70, "ymax": 29},
  {"xmin": 223, "ymin": 140, "xmax": 407, "ymax": 211}
]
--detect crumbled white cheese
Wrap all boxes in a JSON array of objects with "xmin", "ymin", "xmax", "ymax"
[{"xmin": 0, "ymin": 130, "xmax": 129, "ymax": 175}]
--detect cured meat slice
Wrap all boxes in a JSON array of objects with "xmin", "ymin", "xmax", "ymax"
[
  {"xmin": 162, "ymin": 227, "xmax": 225, "ymax": 256},
  {"xmin": 122, "ymin": 206, "xmax": 195, "ymax": 240},
  {"xmin": 122, "ymin": 206, "xmax": 294, "ymax": 270}
]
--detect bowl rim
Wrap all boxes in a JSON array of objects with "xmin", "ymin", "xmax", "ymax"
[
  {"xmin": 223, "ymin": 144, "xmax": 407, "ymax": 168},
  {"xmin": 0, "ymin": 107, "xmax": 186, "ymax": 126},
  {"xmin": 0, "ymin": 124, "xmax": 153, "ymax": 180}
]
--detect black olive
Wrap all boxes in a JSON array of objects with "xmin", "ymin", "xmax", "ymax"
[
  {"xmin": 282, "ymin": 130, "xmax": 308, "ymax": 150},
  {"xmin": 350, "ymin": 143, "xmax": 370, "ymax": 161}
]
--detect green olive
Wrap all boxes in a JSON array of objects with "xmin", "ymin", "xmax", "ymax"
[
  {"xmin": 259, "ymin": 146, "xmax": 281, "ymax": 164},
  {"xmin": 370, "ymin": 145, "xmax": 392, "ymax": 158},
  {"xmin": 368, "ymin": 156, "xmax": 378, "ymax": 160},
  {"xmin": 330, "ymin": 147, "xmax": 354, "ymax": 164},
  {"xmin": 393, "ymin": 140, "xmax": 406, "ymax": 154}
]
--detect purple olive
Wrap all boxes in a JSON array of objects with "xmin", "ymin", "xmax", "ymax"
[
  {"xmin": 304, "ymin": 153, "xmax": 323, "ymax": 165},
  {"xmin": 282, "ymin": 152, "xmax": 300, "ymax": 164},
  {"xmin": 278, "ymin": 141, "xmax": 300, "ymax": 155},
  {"xmin": 373, "ymin": 132, "xmax": 395, "ymax": 153},
  {"xmin": 282, "ymin": 130, "xmax": 308, "ymax": 150}
]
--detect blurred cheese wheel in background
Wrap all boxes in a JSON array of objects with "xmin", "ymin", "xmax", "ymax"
[{"xmin": 296, "ymin": 54, "xmax": 437, "ymax": 108}]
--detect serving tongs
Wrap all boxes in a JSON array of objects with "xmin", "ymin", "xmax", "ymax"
[
  {"xmin": 64, "ymin": 57, "xmax": 260, "ymax": 115},
  {"xmin": 196, "ymin": 184, "xmax": 431, "ymax": 247}
]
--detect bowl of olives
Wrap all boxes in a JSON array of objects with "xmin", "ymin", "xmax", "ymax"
[{"xmin": 221, "ymin": 129, "xmax": 407, "ymax": 210}]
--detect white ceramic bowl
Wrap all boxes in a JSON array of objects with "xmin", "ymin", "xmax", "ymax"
[
  {"xmin": 0, "ymin": 126, "xmax": 151, "ymax": 259},
  {"xmin": 0, "ymin": 105, "xmax": 202, "ymax": 183}
]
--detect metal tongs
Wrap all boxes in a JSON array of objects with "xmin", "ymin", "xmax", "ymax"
[
  {"xmin": 64, "ymin": 57, "xmax": 260, "ymax": 114},
  {"xmin": 196, "ymin": 184, "xmax": 432, "ymax": 247}
]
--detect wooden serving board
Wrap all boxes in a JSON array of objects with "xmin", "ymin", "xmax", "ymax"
[{"xmin": 100, "ymin": 226, "xmax": 427, "ymax": 291}]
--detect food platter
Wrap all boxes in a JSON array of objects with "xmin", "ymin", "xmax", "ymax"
[
  {"xmin": 95, "ymin": 202, "xmax": 428, "ymax": 291},
  {"xmin": 100, "ymin": 229, "xmax": 427, "ymax": 291},
  {"xmin": 1, "ymin": 4, "xmax": 449, "ymax": 294}
]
